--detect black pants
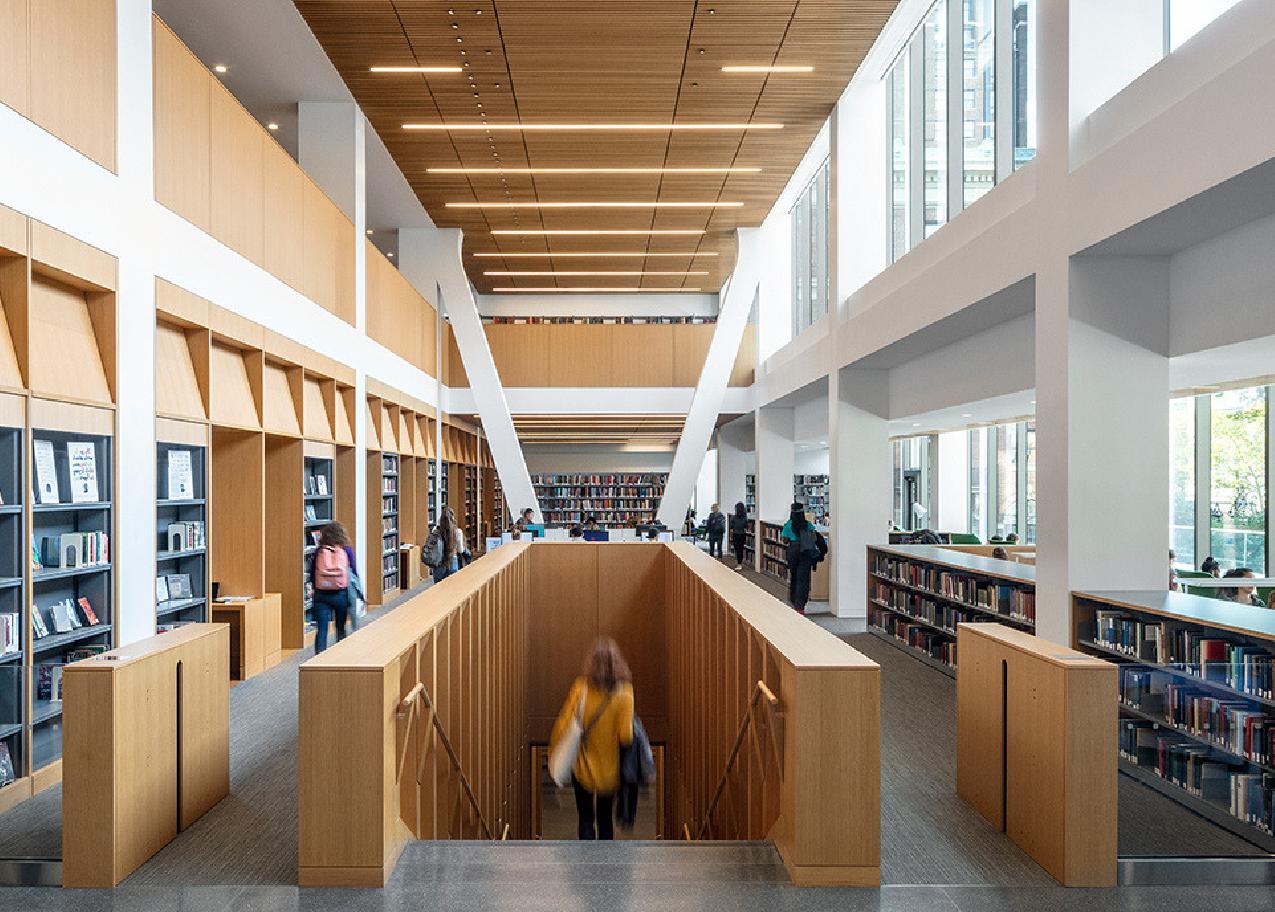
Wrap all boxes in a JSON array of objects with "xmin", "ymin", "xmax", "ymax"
[
  {"xmin": 788, "ymin": 557, "xmax": 814, "ymax": 612},
  {"xmin": 731, "ymin": 533, "xmax": 747, "ymax": 567},
  {"xmin": 707, "ymin": 533, "xmax": 724, "ymax": 558},
  {"xmin": 572, "ymin": 776, "xmax": 615, "ymax": 840}
]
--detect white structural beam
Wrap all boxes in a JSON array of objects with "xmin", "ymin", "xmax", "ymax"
[
  {"xmin": 399, "ymin": 226, "xmax": 540, "ymax": 524},
  {"xmin": 657, "ymin": 228, "xmax": 760, "ymax": 527}
]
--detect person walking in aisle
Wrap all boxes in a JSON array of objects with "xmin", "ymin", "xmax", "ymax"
[
  {"xmin": 426, "ymin": 506, "xmax": 465, "ymax": 584},
  {"xmin": 781, "ymin": 502, "xmax": 826, "ymax": 614},
  {"xmin": 311, "ymin": 522, "xmax": 357, "ymax": 654},
  {"xmin": 706, "ymin": 503, "xmax": 726, "ymax": 559},
  {"xmin": 549, "ymin": 638, "xmax": 635, "ymax": 841},
  {"xmin": 729, "ymin": 502, "xmax": 749, "ymax": 571}
]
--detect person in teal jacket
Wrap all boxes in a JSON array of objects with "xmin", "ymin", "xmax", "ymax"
[{"xmin": 781, "ymin": 502, "xmax": 825, "ymax": 613}]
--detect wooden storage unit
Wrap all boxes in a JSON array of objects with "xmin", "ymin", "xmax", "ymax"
[
  {"xmin": 956, "ymin": 622, "xmax": 1116, "ymax": 886},
  {"xmin": 265, "ymin": 434, "xmax": 304, "ymax": 649},
  {"xmin": 62, "ymin": 624, "xmax": 230, "ymax": 887},
  {"xmin": 759, "ymin": 522, "xmax": 830, "ymax": 602},
  {"xmin": 212, "ymin": 593, "xmax": 281, "ymax": 682},
  {"xmin": 866, "ymin": 544, "xmax": 1037, "ymax": 676},
  {"xmin": 156, "ymin": 420, "xmax": 209, "ymax": 627},
  {"xmin": 1074, "ymin": 590, "xmax": 1275, "ymax": 853}
]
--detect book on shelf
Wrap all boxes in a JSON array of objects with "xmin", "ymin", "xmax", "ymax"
[
  {"xmin": 67, "ymin": 441, "xmax": 100, "ymax": 503},
  {"xmin": 305, "ymin": 504, "xmax": 318, "ymax": 522},
  {"xmin": 30, "ymin": 603, "xmax": 49, "ymax": 639},
  {"xmin": 33, "ymin": 439, "xmax": 58, "ymax": 504},
  {"xmin": 37, "ymin": 664, "xmax": 63, "ymax": 702},
  {"xmin": 165, "ymin": 573, "xmax": 193, "ymax": 600},
  {"xmin": 0, "ymin": 613, "xmax": 18, "ymax": 655},
  {"xmin": 49, "ymin": 601, "xmax": 74, "ymax": 634},
  {"xmin": 77, "ymin": 597, "xmax": 98, "ymax": 626},
  {"xmin": 155, "ymin": 576, "xmax": 169, "ymax": 603},
  {"xmin": 166, "ymin": 449, "xmax": 194, "ymax": 500},
  {"xmin": 316, "ymin": 474, "xmax": 328, "ymax": 496},
  {"xmin": 0, "ymin": 743, "xmax": 13, "ymax": 787}
]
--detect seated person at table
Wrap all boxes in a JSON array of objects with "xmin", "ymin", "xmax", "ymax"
[
  {"xmin": 1219, "ymin": 567, "xmax": 1264, "ymax": 607},
  {"xmin": 1201, "ymin": 555, "xmax": 1221, "ymax": 577},
  {"xmin": 992, "ymin": 546, "xmax": 1010, "ymax": 560},
  {"xmin": 583, "ymin": 515, "xmax": 601, "ymax": 531},
  {"xmin": 569, "ymin": 525, "xmax": 584, "ymax": 539}
]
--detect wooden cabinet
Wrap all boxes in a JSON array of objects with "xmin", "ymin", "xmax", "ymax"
[{"xmin": 212, "ymin": 593, "xmax": 282, "ymax": 681}]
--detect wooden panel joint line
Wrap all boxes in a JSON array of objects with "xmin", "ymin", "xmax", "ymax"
[{"xmin": 698, "ymin": 679, "xmax": 783, "ymax": 839}]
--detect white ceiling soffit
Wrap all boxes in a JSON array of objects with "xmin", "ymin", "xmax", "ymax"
[
  {"xmin": 888, "ymin": 390, "xmax": 1037, "ymax": 438},
  {"xmin": 153, "ymin": 0, "xmax": 434, "ymax": 240}
]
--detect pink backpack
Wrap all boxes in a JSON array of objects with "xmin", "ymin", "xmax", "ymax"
[{"xmin": 315, "ymin": 545, "xmax": 349, "ymax": 590}]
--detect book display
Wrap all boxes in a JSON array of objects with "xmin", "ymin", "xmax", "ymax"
[
  {"xmin": 381, "ymin": 453, "xmax": 399, "ymax": 596},
  {"xmin": 303, "ymin": 456, "xmax": 334, "ymax": 630},
  {"xmin": 1074, "ymin": 590, "xmax": 1275, "ymax": 851},
  {"xmin": 866, "ymin": 544, "xmax": 1036, "ymax": 675},
  {"xmin": 428, "ymin": 459, "xmax": 439, "ymax": 522},
  {"xmin": 463, "ymin": 463, "xmax": 479, "ymax": 554},
  {"xmin": 745, "ymin": 474, "xmax": 755, "ymax": 514},
  {"xmin": 531, "ymin": 473, "xmax": 668, "ymax": 527},
  {"xmin": 31, "ymin": 428, "xmax": 113, "ymax": 770},
  {"xmin": 793, "ymin": 474, "xmax": 828, "ymax": 522},
  {"xmin": 156, "ymin": 442, "xmax": 208, "ymax": 626}
]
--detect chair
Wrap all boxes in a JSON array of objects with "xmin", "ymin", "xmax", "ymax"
[{"xmin": 947, "ymin": 533, "xmax": 981, "ymax": 545}]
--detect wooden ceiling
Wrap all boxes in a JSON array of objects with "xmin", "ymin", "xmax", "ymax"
[
  {"xmin": 294, "ymin": 1, "xmax": 898, "ymax": 295},
  {"xmin": 510, "ymin": 414, "xmax": 686, "ymax": 446}
]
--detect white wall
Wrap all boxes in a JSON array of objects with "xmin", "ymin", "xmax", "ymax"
[
  {"xmin": 795, "ymin": 447, "xmax": 830, "ymax": 476},
  {"xmin": 935, "ymin": 431, "xmax": 969, "ymax": 533},
  {"xmin": 520, "ymin": 447, "xmax": 674, "ymax": 475}
]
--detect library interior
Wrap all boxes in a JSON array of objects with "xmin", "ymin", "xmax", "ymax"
[{"xmin": 2, "ymin": 0, "xmax": 1275, "ymax": 909}]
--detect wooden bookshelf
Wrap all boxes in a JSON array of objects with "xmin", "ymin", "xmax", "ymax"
[
  {"xmin": 531, "ymin": 472, "xmax": 667, "ymax": 527},
  {"xmin": 1073, "ymin": 589, "xmax": 1275, "ymax": 852},
  {"xmin": 156, "ymin": 426, "xmax": 209, "ymax": 628},
  {"xmin": 866, "ymin": 544, "xmax": 1037, "ymax": 676}
]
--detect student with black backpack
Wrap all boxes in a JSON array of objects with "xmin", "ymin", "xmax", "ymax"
[
  {"xmin": 705, "ymin": 503, "xmax": 726, "ymax": 559},
  {"xmin": 780, "ymin": 502, "xmax": 826, "ymax": 614}
]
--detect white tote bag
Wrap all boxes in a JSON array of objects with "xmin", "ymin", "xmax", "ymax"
[{"xmin": 549, "ymin": 690, "xmax": 588, "ymax": 787}]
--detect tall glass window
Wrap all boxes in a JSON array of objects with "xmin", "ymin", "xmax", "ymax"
[
  {"xmin": 1012, "ymin": 0, "xmax": 1036, "ymax": 168},
  {"xmin": 1024, "ymin": 420, "xmax": 1037, "ymax": 544},
  {"xmin": 791, "ymin": 159, "xmax": 830, "ymax": 335},
  {"xmin": 888, "ymin": 63, "xmax": 910, "ymax": 261},
  {"xmin": 995, "ymin": 423, "xmax": 1018, "ymax": 538},
  {"xmin": 963, "ymin": 0, "xmax": 995, "ymax": 205},
  {"xmin": 1209, "ymin": 387, "xmax": 1267, "ymax": 573},
  {"xmin": 968, "ymin": 427, "xmax": 985, "ymax": 537},
  {"xmin": 1170, "ymin": 397, "xmax": 1197, "ymax": 568},
  {"xmin": 923, "ymin": 1, "xmax": 947, "ymax": 237},
  {"xmin": 1169, "ymin": 0, "xmax": 1241, "ymax": 50}
]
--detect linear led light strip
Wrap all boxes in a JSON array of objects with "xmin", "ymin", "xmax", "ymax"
[
  {"xmin": 370, "ymin": 66, "xmax": 463, "ymax": 73},
  {"xmin": 483, "ymin": 271, "xmax": 709, "ymax": 277},
  {"xmin": 403, "ymin": 122, "xmax": 782, "ymax": 131},
  {"xmin": 427, "ymin": 167, "xmax": 761, "ymax": 174},
  {"xmin": 472, "ymin": 252, "xmax": 717, "ymax": 257},
  {"xmin": 491, "ymin": 287, "xmax": 700, "ymax": 293},
  {"xmin": 448, "ymin": 201, "xmax": 741, "ymax": 209},
  {"xmin": 491, "ymin": 229, "xmax": 704, "ymax": 236},
  {"xmin": 721, "ymin": 65, "xmax": 813, "ymax": 73}
]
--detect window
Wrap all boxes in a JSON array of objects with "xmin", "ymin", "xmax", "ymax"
[
  {"xmin": 995, "ymin": 423, "xmax": 1017, "ymax": 538},
  {"xmin": 1168, "ymin": 0, "xmax": 1241, "ymax": 51},
  {"xmin": 791, "ymin": 158, "xmax": 830, "ymax": 335},
  {"xmin": 1209, "ymin": 387, "xmax": 1267, "ymax": 574},
  {"xmin": 968, "ymin": 427, "xmax": 986, "ymax": 537},
  {"xmin": 923, "ymin": 1, "xmax": 947, "ymax": 238},
  {"xmin": 893, "ymin": 436, "xmax": 933, "ymax": 529},
  {"xmin": 1170, "ymin": 397, "xmax": 1196, "ymax": 569},
  {"xmin": 1012, "ymin": 0, "xmax": 1036, "ymax": 168},
  {"xmin": 963, "ymin": 0, "xmax": 995, "ymax": 204},
  {"xmin": 888, "ymin": 63, "xmax": 910, "ymax": 261},
  {"xmin": 1024, "ymin": 420, "xmax": 1036, "ymax": 543}
]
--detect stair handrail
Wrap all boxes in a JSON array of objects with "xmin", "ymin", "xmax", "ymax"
[
  {"xmin": 396, "ymin": 681, "xmax": 494, "ymax": 839},
  {"xmin": 697, "ymin": 679, "xmax": 783, "ymax": 840}
]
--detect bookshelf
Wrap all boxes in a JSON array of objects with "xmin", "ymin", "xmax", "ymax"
[
  {"xmin": 381, "ymin": 452, "xmax": 400, "ymax": 598},
  {"xmin": 490, "ymin": 466, "xmax": 507, "ymax": 535},
  {"xmin": 866, "ymin": 545, "xmax": 1036, "ymax": 676},
  {"xmin": 303, "ymin": 454, "xmax": 334, "ymax": 631},
  {"xmin": 1073, "ymin": 590, "xmax": 1275, "ymax": 852},
  {"xmin": 745, "ymin": 474, "xmax": 756, "ymax": 514},
  {"xmin": 30, "ymin": 426, "xmax": 113, "ymax": 772},
  {"xmin": 531, "ymin": 473, "xmax": 668, "ymax": 527},
  {"xmin": 793, "ymin": 474, "xmax": 828, "ymax": 521},
  {"xmin": 156, "ymin": 440, "xmax": 207, "ymax": 628},
  {"xmin": 0, "ymin": 425, "xmax": 23, "ymax": 798},
  {"xmin": 463, "ymin": 463, "xmax": 479, "ymax": 553},
  {"xmin": 743, "ymin": 520, "xmax": 755, "ymax": 565}
]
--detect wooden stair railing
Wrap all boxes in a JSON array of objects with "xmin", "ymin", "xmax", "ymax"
[{"xmin": 697, "ymin": 680, "xmax": 784, "ymax": 840}]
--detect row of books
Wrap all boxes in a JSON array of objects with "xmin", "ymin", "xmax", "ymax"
[
  {"xmin": 32, "ymin": 597, "xmax": 100, "ymax": 638},
  {"xmin": 382, "ymin": 554, "xmax": 398, "ymax": 576},
  {"xmin": 384, "ymin": 534, "xmax": 399, "ymax": 551},
  {"xmin": 382, "ymin": 478, "xmax": 398, "ymax": 494},
  {"xmin": 873, "ymin": 555, "xmax": 1035, "ymax": 622},
  {"xmin": 164, "ymin": 521, "xmax": 205, "ymax": 552},
  {"xmin": 873, "ymin": 584, "xmax": 965, "ymax": 634},
  {"xmin": 33, "ymin": 531, "xmax": 109, "ymax": 572},
  {"xmin": 1120, "ymin": 719, "xmax": 1275, "ymax": 834},
  {"xmin": 869, "ymin": 606, "xmax": 957, "ymax": 670},
  {"xmin": 382, "ymin": 517, "xmax": 396, "ymax": 536},
  {"xmin": 534, "ymin": 499, "xmax": 660, "ymax": 510},
  {"xmin": 534, "ymin": 487, "xmax": 663, "ymax": 499},
  {"xmin": 1094, "ymin": 610, "xmax": 1274, "ymax": 699},
  {"xmin": 485, "ymin": 316, "xmax": 716, "ymax": 325},
  {"xmin": 381, "ymin": 497, "xmax": 397, "ymax": 514},
  {"xmin": 532, "ymin": 474, "xmax": 667, "ymax": 486},
  {"xmin": 303, "ymin": 474, "xmax": 330, "ymax": 496},
  {"xmin": 381, "ymin": 455, "xmax": 398, "ymax": 473},
  {"xmin": 1123, "ymin": 669, "xmax": 1275, "ymax": 764}
]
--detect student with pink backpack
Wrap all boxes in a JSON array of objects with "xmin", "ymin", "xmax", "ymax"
[{"xmin": 310, "ymin": 522, "xmax": 359, "ymax": 654}]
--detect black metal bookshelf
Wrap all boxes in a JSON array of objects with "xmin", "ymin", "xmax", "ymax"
[
  {"xmin": 303, "ymin": 455, "xmax": 334, "ymax": 631},
  {"xmin": 156, "ymin": 442, "xmax": 207, "ymax": 629},
  {"xmin": 0, "ymin": 427, "xmax": 22, "ymax": 794},
  {"xmin": 381, "ymin": 453, "xmax": 399, "ymax": 595}
]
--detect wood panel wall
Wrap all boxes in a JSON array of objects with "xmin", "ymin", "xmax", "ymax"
[
  {"xmin": 365, "ymin": 243, "xmax": 438, "ymax": 377},
  {"xmin": 152, "ymin": 18, "xmax": 356, "ymax": 324},
  {"xmin": 480, "ymin": 323, "xmax": 756, "ymax": 388},
  {"xmin": 0, "ymin": 0, "xmax": 117, "ymax": 170}
]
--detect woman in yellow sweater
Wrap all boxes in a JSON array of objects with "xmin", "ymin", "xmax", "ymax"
[{"xmin": 550, "ymin": 638, "xmax": 635, "ymax": 840}]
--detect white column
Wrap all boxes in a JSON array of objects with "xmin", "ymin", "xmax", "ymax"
[
  {"xmin": 716, "ymin": 420, "xmax": 752, "ymax": 513},
  {"xmin": 1034, "ymin": 255, "xmax": 1171, "ymax": 644},
  {"xmin": 829, "ymin": 368, "xmax": 892, "ymax": 621},
  {"xmin": 298, "ymin": 104, "xmax": 368, "ymax": 558},
  {"xmin": 936, "ymin": 430, "xmax": 970, "ymax": 533},
  {"xmin": 115, "ymin": 0, "xmax": 157, "ymax": 645},
  {"xmin": 755, "ymin": 405, "xmax": 796, "ymax": 570}
]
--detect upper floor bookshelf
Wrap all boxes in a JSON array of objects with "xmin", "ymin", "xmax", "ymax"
[{"xmin": 533, "ymin": 473, "xmax": 667, "ymax": 528}]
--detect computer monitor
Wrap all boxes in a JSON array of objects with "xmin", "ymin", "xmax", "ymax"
[{"xmin": 582, "ymin": 529, "xmax": 609, "ymax": 542}]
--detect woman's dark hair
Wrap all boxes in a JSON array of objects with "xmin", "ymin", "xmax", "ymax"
[
  {"xmin": 438, "ymin": 507, "xmax": 458, "ymax": 559},
  {"xmin": 734, "ymin": 502, "xmax": 746, "ymax": 519},
  {"xmin": 789, "ymin": 502, "xmax": 809, "ymax": 533},
  {"xmin": 521, "ymin": 508, "xmax": 534, "ymax": 520},
  {"xmin": 583, "ymin": 637, "xmax": 631, "ymax": 691},
  {"xmin": 569, "ymin": 525, "xmax": 584, "ymax": 538},
  {"xmin": 992, "ymin": 546, "xmax": 1009, "ymax": 560},
  {"xmin": 1201, "ymin": 556, "xmax": 1220, "ymax": 576},
  {"xmin": 586, "ymin": 514, "xmax": 597, "ymax": 525},
  {"xmin": 319, "ymin": 521, "xmax": 349, "ymax": 548}
]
